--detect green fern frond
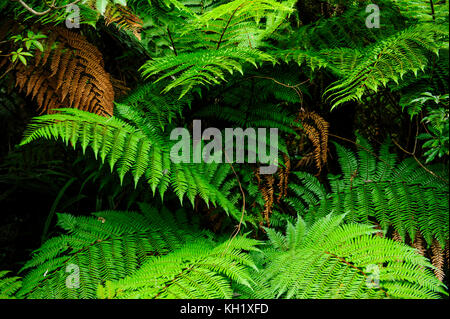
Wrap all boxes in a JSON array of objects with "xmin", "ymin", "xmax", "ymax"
[
  {"xmin": 286, "ymin": 137, "xmax": 449, "ymax": 247},
  {"xmin": 0, "ymin": 271, "xmax": 22, "ymax": 299},
  {"xmin": 325, "ymin": 24, "xmax": 449, "ymax": 109},
  {"xmin": 390, "ymin": 0, "xmax": 449, "ymax": 24},
  {"xmin": 97, "ymin": 236, "xmax": 260, "ymax": 299},
  {"xmin": 16, "ymin": 203, "xmax": 202, "ymax": 299},
  {"xmin": 183, "ymin": 0, "xmax": 295, "ymax": 49},
  {"xmin": 140, "ymin": 47, "xmax": 276, "ymax": 97},
  {"xmin": 19, "ymin": 108, "xmax": 244, "ymax": 221},
  {"xmin": 238, "ymin": 215, "xmax": 447, "ymax": 299}
]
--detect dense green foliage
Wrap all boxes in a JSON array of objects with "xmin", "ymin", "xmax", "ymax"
[
  {"xmin": 285, "ymin": 136, "xmax": 449, "ymax": 246},
  {"xmin": 0, "ymin": 0, "xmax": 448, "ymax": 300},
  {"xmin": 238, "ymin": 215, "xmax": 446, "ymax": 299}
]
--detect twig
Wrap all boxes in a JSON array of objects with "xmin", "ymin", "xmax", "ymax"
[
  {"xmin": 0, "ymin": 64, "xmax": 14, "ymax": 81},
  {"xmin": 167, "ymin": 27, "xmax": 177, "ymax": 56},
  {"xmin": 216, "ymin": 3, "xmax": 244, "ymax": 50},
  {"xmin": 392, "ymin": 139, "xmax": 448, "ymax": 183},
  {"xmin": 14, "ymin": 0, "xmax": 81, "ymax": 16},
  {"xmin": 391, "ymin": 115, "xmax": 447, "ymax": 183},
  {"xmin": 222, "ymin": 150, "xmax": 246, "ymax": 255},
  {"xmin": 429, "ymin": 0, "xmax": 436, "ymax": 21}
]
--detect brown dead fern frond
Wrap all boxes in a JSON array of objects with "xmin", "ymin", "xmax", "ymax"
[
  {"xmin": 374, "ymin": 223, "xmax": 384, "ymax": 238},
  {"xmin": 392, "ymin": 230, "xmax": 402, "ymax": 242},
  {"xmin": 255, "ymin": 170, "xmax": 275, "ymax": 226},
  {"xmin": 431, "ymin": 239, "xmax": 445, "ymax": 282},
  {"xmin": 13, "ymin": 26, "xmax": 114, "ymax": 117},
  {"xmin": 445, "ymin": 241, "xmax": 449, "ymax": 268},
  {"xmin": 104, "ymin": 4, "xmax": 143, "ymax": 40},
  {"xmin": 412, "ymin": 232, "xmax": 427, "ymax": 257},
  {"xmin": 291, "ymin": 110, "xmax": 330, "ymax": 174},
  {"xmin": 277, "ymin": 153, "xmax": 290, "ymax": 203},
  {"xmin": 111, "ymin": 77, "xmax": 131, "ymax": 98}
]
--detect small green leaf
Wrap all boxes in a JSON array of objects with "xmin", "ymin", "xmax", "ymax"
[
  {"xmin": 96, "ymin": 0, "xmax": 108, "ymax": 15},
  {"xmin": 18, "ymin": 54, "xmax": 27, "ymax": 66},
  {"xmin": 33, "ymin": 40, "xmax": 44, "ymax": 52}
]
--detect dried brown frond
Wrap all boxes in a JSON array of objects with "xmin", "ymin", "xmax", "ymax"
[
  {"xmin": 392, "ymin": 230, "xmax": 402, "ymax": 242},
  {"xmin": 292, "ymin": 110, "xmax": 330, "ymax": 174},
  {"xmin": 431, "ymin": 240, "xmax": 445, "ymax": 282},
  {"xmin": 445, "ymin": 240, "xmax": 449, "ymax": 267},
  {"xmin": 12, "ymin": 26, "xmax": 114, "ymax": 117},
  {"xmin": 277, "ymin": 153, "xmax": 290, "ymax": 202},
  {"xmin": 255, "ymin": 170, "xmax": 275, "ymax": 226},
  {"xmin": 111, "ymin": 77, "xmax": 131, "ymax": 98},
  {"xmin": 373, "ymin": 223, "xmax": 384, "ymax": 238},
  {"xmin": 104, "ymin": 4, "xmax": 143, "ymax": 40},
  {"xmin": 412, "ymin": 232, "xmax": 427, "ymax": 257}
]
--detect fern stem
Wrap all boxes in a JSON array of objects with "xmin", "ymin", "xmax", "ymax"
[
  {"xmin": 216, "ymin": 3, "xmax": 244, "ymax": 50},
  {"xmin": 392, "ymin": 139, "xmax": 448, "ymax": 183},
  {"xmin": 167, "ymin": 27, "xmax": 178, "ymax": 56},
  {"xmin": 429, "ymin": 0, "xmax": 436, "ymax": 21}
]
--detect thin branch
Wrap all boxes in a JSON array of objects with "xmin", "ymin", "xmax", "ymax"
[
  {"xmin": 14, "ymin": 0, "xmax": 81, "ymax": 16},
  {"xmin": 0, "ymin": 64, "xmax": 14, "ymax": 81},
  {"xmin": 222, "ymin": 150, "xmax": 246, "ymax": 256},
  {"xmin": 216, "ymin": 3, "xmax": 244, "ymax": 50},
  {"xmin": 429, "ymin": 0, "xmax": 436, "ymax": 21},
  {"xmin": 392, "ymin": 139, "xmax": 448, "ymax": 183},
  {"xmin": 15, "ymin": 0, "xmax": 51, "ymax": 15},
  {"xmin": 248, "ymin": 75, "xmax": 310, "ymax": 104},
  {"xmin": 167, "ymin": 27, "xmax": 178, "ymax": 56}
]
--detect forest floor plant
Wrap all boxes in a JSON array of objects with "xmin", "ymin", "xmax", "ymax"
[{"xmin": 0, "ymin": 0, "xmax": 448, "ymax": 300}]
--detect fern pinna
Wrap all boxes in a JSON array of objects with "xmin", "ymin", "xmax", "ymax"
[
  {"xmin": 17, "ymin": 203, "xmax": 194, "ymax": 298},
  {"xmin": 97, "ymin": 236, "xmax": 259, "ymax": 299},
  {"xmin": 0, "ymin": 271, "xmax": 22, "ymax": 299},
  {"xmin": 2, "ymin": 209, "xmax": 447, "ymax": 299}
]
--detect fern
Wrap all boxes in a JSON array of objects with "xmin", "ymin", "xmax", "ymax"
[
  {"xmin": 390, "ymin": 0, "xmax": 449, "ymax": 24},
  {"xmin": 15, "ymin": 203, "xmax": 205, "ymax": 298},
  {"xmin": 140, "ymin": 47, "xmax": 276, "ymax": 98},
  {"xmin": 237, "ymin": 215, "xmax": 448, "ymax": 299},
  {"xmin": 0, "ymin": 271, "xmax": 22, "ymax": 299},
  {"xmin": 116, "ymin": 82, "xmax": 192, "ymax": 130},
  {"xmin": 19, "ymin": 108, "xmax": 247, "ymax": 222},
  {"xmin": 284, "ymin": 136, "xmax": 449, "ymax": 248},
  {"xmin": 97, "ymin": 236, "xmax": 260, "ymax": 299},
  {"xmin": 137, "ymin": 0, "xmax": 299, "ymax": 97},
  {"xmin": 182, "ymin": 0, "xmax": 295, "ymax": 49},
  {"xmin": 324, "ymin": 24, "xmax": 449, "ymax": 108}
]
